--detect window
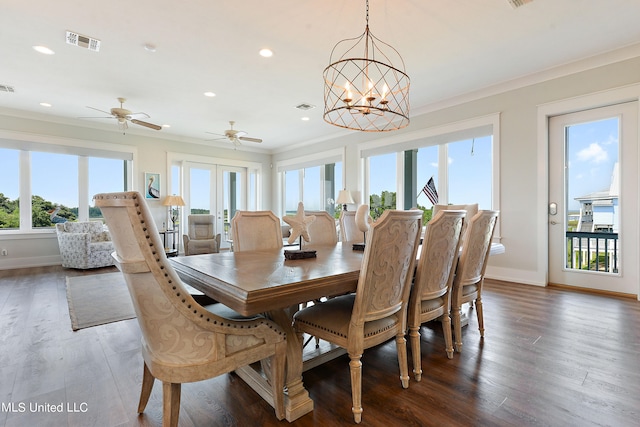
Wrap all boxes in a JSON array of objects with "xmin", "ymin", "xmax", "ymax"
[
  {"xmin": 447, "ymin": 136, "xmax": 492, "ymax": 208},
  {"xmin": 89, "ymin": 157, "xmax": 126, "ymax": 220},
  {"xmin": 189, "ymin": 167, "xmax": 212, "ymax": 214},
  {"xmin": 281, "ymin": 161, "xmax": 343, "ymax": 217},
  {"xmin": 367, "ymin": 152, "xmax": 397, "ymax": 219},
  {"xmin": 0, "ymin": 139, "xmax": 133, "ymax": 231},
  {"xmin": 284, "ymin": 170, "xmax": 301, "ymax": 215},
  {"xmin": 31, "ymin": 152, "xmax": 78, "ymax": 228},
  {"xmin": 0, "ymin": 148, "xmax": 19, "ymax": 229},
  {"xmin": 361, "ymin": 114, "xmax": 500, "ymax": 226}
]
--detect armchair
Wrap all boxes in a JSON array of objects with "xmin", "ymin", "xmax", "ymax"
[
  {"xmin": 182, "ymin": 214, "xmax": 221, "ymax": 256},
  {"xmin": 55, "ymin": 221, "xmax": 115, "ymax": 269}
]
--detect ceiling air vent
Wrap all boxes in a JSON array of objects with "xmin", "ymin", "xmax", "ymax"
[
  {"xmin": 507, "ymin": 0, "xmax": 533, "ymax": 8},
  {"xmin": 295, "ymin": 103, "xmax": 316, "ymax": 111},
  {"xmin": 66, "ymin": 31, "xmax": 101, "ymax": 52},
  {"xmin": 0, "ymin": 85, "xmax": 15, "ymax": 93}
]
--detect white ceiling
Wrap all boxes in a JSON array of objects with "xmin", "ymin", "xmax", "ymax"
[{"xmin": 2, "ymin": 0, "xmax": 640, "ymax": 153}]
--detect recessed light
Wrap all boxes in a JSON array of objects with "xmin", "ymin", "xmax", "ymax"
[
  {"xmin": 39, "ymin": 102, "xmax": 52, "ymax": 107},
  {"xmin": 259, "ymin": 48, "xmax": 273, "ymax": 58},
  {"xmin": 33, "ymin": 45, "xmax": 55, "ymax": 55},
  {"xmin": 143, "ymin": 44, "xmax": 157, "ymax": 52},
  {"xmin": 301, "ymin": 117, "xmax": 310, "ymax": 121},
  {"xmin": 162, "ymin": 124, "xmax": 171, "ymax": 128},
  {"xmin": 204, "ymin": 92, "xmax": 216, "ymax": 97}
]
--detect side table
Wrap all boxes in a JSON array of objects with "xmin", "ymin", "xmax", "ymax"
[{"xmin": 159, "ymin": 229, "xmax": 179, "ymax": 257}]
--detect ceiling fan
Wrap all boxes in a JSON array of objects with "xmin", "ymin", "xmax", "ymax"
[
  {"xmin": 206, "ymin": 121, "xmax": 263, "ymax": 147},
  {"xmin": 82, "ymin": 97, "xmax": 162, "ymax": 132}
]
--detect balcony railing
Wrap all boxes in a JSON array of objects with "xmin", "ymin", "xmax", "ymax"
[{"xmin": 566, "ymin": 231, "xmax": 618, "ymax": 273}]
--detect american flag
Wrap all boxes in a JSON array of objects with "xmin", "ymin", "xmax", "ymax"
[{"xmin": 421, "ymin": 177, "xmax": 439, "ymax": 205}]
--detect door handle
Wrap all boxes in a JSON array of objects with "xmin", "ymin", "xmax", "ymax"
[{"xmin": 550, "ymin": 220, "xmax": 559, "ymax": 225}]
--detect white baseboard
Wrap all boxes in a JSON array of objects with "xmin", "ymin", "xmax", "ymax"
[
  {"xmin": 485, "ymin": 265, "xmax": 546, "ymax": 287},
  {"xmin": 0, "ymin": 255, "xmax": 61, "ymax": 270}
]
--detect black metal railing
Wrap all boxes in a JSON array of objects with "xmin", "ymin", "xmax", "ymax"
[{"xmin": 566, "ymin": 231, "xmax": 618, "ymax": 273}]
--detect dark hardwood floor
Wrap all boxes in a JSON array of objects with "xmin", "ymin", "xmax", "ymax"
[{"xmin": 1, "ymin": 265, "xmax": 639, "ymax": 426}]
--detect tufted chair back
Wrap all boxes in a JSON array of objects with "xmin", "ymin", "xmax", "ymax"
[
  {"xmin": 339, "ymin": 210, "xmax": 360, "ymax": 242},
  {"xmin": 94, "ymin": 191, "xmax": 286, "ymax": 426},
  {"xmin": 305, "ymin": 210, "xmax": 338, "ymax": 245},
  {"xmin": 230, "ymin": 210, "xmax": 283, "ymax": 252}
]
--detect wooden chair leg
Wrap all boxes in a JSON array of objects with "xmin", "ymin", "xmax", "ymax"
[
  {"xmin": 476, "ymin": 297, "xmax": 485, "ymax": 338},
  {"xmin": 452, "ymin": 306, "xmax": 463, "ymax": 353},
  {"xmin": 408, "ymin": 326, "xmax": 422, "ymax": 381},
  {"xmin": 271, "ymin": 341, "xmax": 286, "ymax": 421},
  {"xmin": 349, "ymin": 354, "xmax": 363, "ymax": 424},
  {"xmin": 162, "ymin": 382, "xmax": 181, "ymax": 427},
  {"xmin": 396, "ymin": 333, "xmax": 410, "ymax": 389},
  {"xmin": 441, "ymin": 314, "xmax": 454, "ymax": 359},
  {"xmin": 137, "ymin": 362, "xmax": 155, "ymax": 413}
]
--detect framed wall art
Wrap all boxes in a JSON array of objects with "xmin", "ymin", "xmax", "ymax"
[{"xmin": 144, "ymin": 172, "xmax": 161, "ymax": 200}]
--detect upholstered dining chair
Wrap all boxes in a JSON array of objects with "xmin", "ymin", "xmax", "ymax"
[
  {"xmin": 230, "ymin": 210, "xmax": 283, "ymax": 252},
  {"xmin": 293, "ymin": 210, "xmax": 422, "ymax": 424},
  {"xmin": 407, "ymin": 210, "xmax": 465, "ymax": 381},
  {"xmin": 451, "ymin": 210, "xmax": 499, "ymax": 353},
  {"xmin": 339, "ymin": 210, "xmax": 360, "ymax": 242},
  {"xmin": 182, "ymin": 214, "xmax": 221, "ymax": 255},
  {"xmin": 94, "ymin": 192, "xmax": 286, "ymax": 427},
  {"xmin": 305, "ymin": 210, "xmax": 338, "ymax": 245},
  {"xmin": 432, "ymin": 203, "xmax": 478, "ymax": 244}
]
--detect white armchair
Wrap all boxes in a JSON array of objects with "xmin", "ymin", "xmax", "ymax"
[
  {"xmin": 182, "ymin": 214, "xmax": 221, "ymax": 256},
  {"xmin": 55, "ymin": 221, "xmax": 115, "ymax": 269}
]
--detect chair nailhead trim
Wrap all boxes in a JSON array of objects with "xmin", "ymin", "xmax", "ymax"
[{"xmin": 109, "ymin": 193, "xmax": 287, "ymax": 338}]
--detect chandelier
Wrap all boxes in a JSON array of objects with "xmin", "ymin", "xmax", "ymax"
[{"xmin": 323, "ymin": 0, "xmax": 410, "ymax": 132}]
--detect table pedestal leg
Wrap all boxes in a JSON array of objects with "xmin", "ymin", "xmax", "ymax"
[{"xmin": 268, "ymin": 307, "xmax": 314, "ymax": 421}]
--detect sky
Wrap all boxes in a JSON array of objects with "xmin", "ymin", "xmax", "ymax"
[{"xmin": 565, "ymin": 117, "xmax": 619, "ymax": 211}]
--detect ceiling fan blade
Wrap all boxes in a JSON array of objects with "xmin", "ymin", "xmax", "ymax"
[
  {"xmin": 127, "ymin": 112, "xmax": 151, "ymax": 119},
  {"xmin": 78, "ymin": 115, "xmax": 114, "ymax": 119},
  {"xmin": 205, "ymin": 131, "xmax": 226, "ymax": 137},
  {"xmin": 131, "ymin": 119, "xmax": 162, "ymax": 130},
  {"xmin": 238, "ymin": 136, "xmax": 262, "ymax": 143},
  {"xmin": 86, "ymin": 106, "xmax": 113, "ymax": 115}
]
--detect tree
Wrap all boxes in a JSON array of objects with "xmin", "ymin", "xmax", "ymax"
[
  {"xmin": 369, "ymin": 191, "xmax": 433, "ymax": 224},
  {"xmin": 0, "ymin": 194, "xmax": 77, "ymax": 228}
]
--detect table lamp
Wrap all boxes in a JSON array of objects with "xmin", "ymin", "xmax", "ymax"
[
  {"xmin": 336, "ymin": 189, "xmax": 354, "ymax": 211},
  {"xmin": 162, "ymin": 195, "xmax": 185, "ymax": 230}
]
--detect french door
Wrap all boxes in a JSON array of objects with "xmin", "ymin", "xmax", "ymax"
[
  {"xmin": 183, "ymin": 162, "xmax": 247, "ymax": 251},
  {"xmin": 548, "ymin": 102, "xmax": 638, "ymax": 295}
]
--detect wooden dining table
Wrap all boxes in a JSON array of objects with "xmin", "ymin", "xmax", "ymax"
[
  {"xmin": 169, "ymin": 242, "xmax": 364, "ymax": 422},
  {"xmin": 169, "ymin": 240, "xmax": 505, "ymax": 422}
]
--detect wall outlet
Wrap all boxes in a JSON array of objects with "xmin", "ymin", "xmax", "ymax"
[{"xmin": 1, "ymin": 249, "xmax": 7, "ymax": 256}]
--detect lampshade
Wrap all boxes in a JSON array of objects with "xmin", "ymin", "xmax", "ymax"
[
  {"xmin": 162, "ymin": 195, "xmax": 185, "ymax": 206},
  {"xmin": 336, "ymin": 190, "xmax": 354, "ymax": 205},
  {"xmin": 323, "ymin": 0, "xmax": 410, "ymax": 132}
]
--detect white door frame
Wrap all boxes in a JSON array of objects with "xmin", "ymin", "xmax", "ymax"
[{"xmin": 537, "ymin": 84, "xmax": 640, "ymax": 300}]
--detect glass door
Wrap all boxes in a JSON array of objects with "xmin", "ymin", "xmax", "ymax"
[
  {"xmin": 218, "ymin": 166, "xmax": 246, "ymax": 250},
  {"xmin": 548, "ymin": 102, "xmax": 638, "ymax": 295}
]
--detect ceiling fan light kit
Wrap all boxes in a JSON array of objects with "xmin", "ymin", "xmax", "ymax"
[{"xmin": 323, "ymin": 0, "xmax": 410, "ymax": 132}]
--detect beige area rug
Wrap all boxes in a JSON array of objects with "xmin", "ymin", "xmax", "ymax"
[{"xmin": 66, "ymin": 272, "xmax": 136, "ymax": 331}]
